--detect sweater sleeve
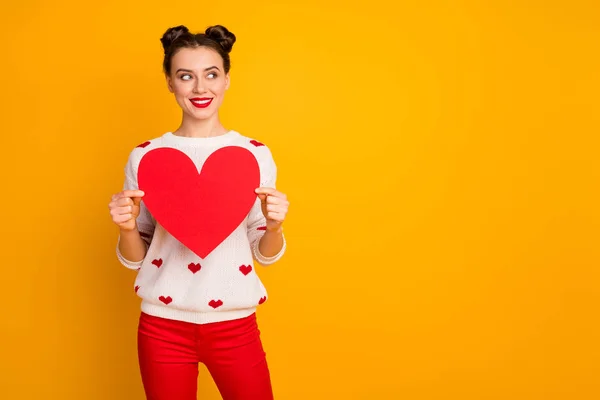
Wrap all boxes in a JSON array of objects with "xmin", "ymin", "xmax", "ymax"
[
  {"xmin": 247, "ymin": 147, "xmax": 286, "ymax": 266},
  {"xmin": 116, "ymin": 151, "xmax": 156, "ymax": 270}
]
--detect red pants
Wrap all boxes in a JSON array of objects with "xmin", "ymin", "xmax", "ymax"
[{"xmin": 137, "ymin": 312, "xmax": 274, "ymax": 400}]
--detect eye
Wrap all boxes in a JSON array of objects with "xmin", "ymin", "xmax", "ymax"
[
  {"xmin": 180, "ymin": 74, "xmax": 192, "ymax": 81},
  {"xmin": 207, "ymin": 72, "xmax": 218, "ymax": 79}
]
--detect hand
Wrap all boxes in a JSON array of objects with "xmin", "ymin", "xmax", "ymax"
[
  {"xmin": 108, "ymin": 190, "xmax": 145, "ymax": 231},
  {"xmin": 255, "ymin": 187, "xmax": 289, "ymax": 233}
]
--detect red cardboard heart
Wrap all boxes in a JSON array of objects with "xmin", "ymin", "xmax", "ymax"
[{"xmin": 138, "ymin": 146, "xmax": 260, "ymax": 258}]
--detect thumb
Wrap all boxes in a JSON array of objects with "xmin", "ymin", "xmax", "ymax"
[
  {"xmin": 133, "ymin": 197, "xmax": 142, "ymax": 206},
  {"xmin": 257, "ymin": 194, "xmax": 267, "ymax": 203}
]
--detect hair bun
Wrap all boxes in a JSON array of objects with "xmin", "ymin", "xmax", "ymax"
[
  {"xmin": 205, "ymin": 25, "xmax": 236, "ymax": 53},
  {"xmin": 160, "ymin": 25, "xmax": 190, "ymax": 53}
]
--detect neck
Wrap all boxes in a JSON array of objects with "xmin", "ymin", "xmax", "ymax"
[{"xmin": 173, "ymin": 113, "xmax": 229, "ymax": 138}]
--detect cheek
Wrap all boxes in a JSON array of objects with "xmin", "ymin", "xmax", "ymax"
[
  {"xmin": 214, "ymin": 83, "xmax": 228, "ymax": 97},
  {"xmin": 172, "ymin": 81, "xmax": 191, "ymax": 96}
]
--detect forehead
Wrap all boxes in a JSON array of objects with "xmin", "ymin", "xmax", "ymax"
[{"xmin": 171, "ymin": 47, "xmax": 224, "ymax": 70}]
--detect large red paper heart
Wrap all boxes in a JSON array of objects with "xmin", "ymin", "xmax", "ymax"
[{"xmin": 138, "ymin": 146, "xmax": 260, "ymax": 258}]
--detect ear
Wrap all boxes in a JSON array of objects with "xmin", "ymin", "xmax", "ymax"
[
  {"xmin": 166, "ymin": 74, "xmax": 174, "ymax": 93},
  {"xmin": 225, "ymin": 73, "xmax": 230, "ymax": 90}
]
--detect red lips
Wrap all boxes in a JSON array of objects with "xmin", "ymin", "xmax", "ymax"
[{"xmin": 190, "ymin": 97, "xmax": 213, "ymax": 108}]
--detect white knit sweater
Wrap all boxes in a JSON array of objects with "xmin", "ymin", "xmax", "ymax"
[{"xmin": 116, "ymin": 130, "xmax": 286, "ymax": 324}]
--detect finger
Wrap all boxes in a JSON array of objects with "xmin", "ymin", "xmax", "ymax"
[
  {"xmin": 257, "ymin": 189, "xmax": 288, "ymax": 202},
  {"xmin": 271, "ymin": 191, "xmax": 287, "ymax": 200},
  {"xmin": 111, "ymin": 206, "xmax": 134, "ymax": 216},
  {"xmin": 266, "ymin": 196, "xmax": 288, "ymax": 205},
  {"xmin": 119, "ymin": 190, "xmax": 145, "ymax": 199},
  {"xmin": 266, "ymin": 196, "xmax": 290, "ymax": 207},
  {"xmin": 255, "ymin": 187, "xmax": 278, "ymax": 196},
  {"xmin": 255, "ymin": 187, "xmax": 275, "ymax": 194},
  {"xmin": 257, "ymin": 194, "xmax": 268, "ymax": 203},
  {"xmin": 267, "ymin": 211, "xmax": 285, "ymax": 221},
  {"xmin": 113, "ymin": 213, "xmax": 134, "ymax": 223},
  {"xmin": 115, "ymin": 197, "xmax": 134, "ymax": 207},
  {"xmin": 266, "ymin": 204, "xmax": 288, "ymax": 214},
  {"xmin": 266, "ymin": 196, "xmax": 280, "ymax": 205}
]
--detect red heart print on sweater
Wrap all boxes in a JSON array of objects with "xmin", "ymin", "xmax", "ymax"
[
  {"xmin": 239, "ymin": 265, "xmax": 253, "ymax": 275},
  {"xmin": 135, "ymin": 286, "xmax": 140, "ymax": 293},
  {"xmin": 209, "ymin": 300, "xmax": 223, "ymax": 309},
  {"xmin": 137, "ymin": 141, "xmax": 151, "ymax": 148},
  {"xmin": 138, "ymin": 146, "xmax": 260, "ymax": 259},
  {"xmin": 259, "ymin": 296, "xmax": 267, "ymax": 305},
  {"xmin": 250, "ymin": 140, "xmax": 265, "ymax": 147},
  {"xmin": 188, "ymin": 262, "xmax": 201, "ymax": 274},
  {"xmin": 159, "ymin": 296, "xmax": 172, "ymax": 305},
  {"xmin": 152, "ymin": 259, "xmax": 163, "ymax": 268}
]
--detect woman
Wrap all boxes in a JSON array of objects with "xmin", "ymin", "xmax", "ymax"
[{"xmin": 108, "ymin": 24, "xmax": 289, "ymax": 400}]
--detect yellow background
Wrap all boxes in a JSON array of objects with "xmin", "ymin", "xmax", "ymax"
[{"xmin": 1, "ymin": 0, "xmax": 599, "ymax": 399}]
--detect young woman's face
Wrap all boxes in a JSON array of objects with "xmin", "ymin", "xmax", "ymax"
[{"xmin": 166, "ymin": 47, "xmax": 230, "ymax": 120}]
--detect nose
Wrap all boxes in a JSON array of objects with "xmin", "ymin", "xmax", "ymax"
[{"xmin": 193, "ymin": 77, "xmax": 205, "ymax": 93}]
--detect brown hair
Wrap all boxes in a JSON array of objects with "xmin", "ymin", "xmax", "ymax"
[{"xmin": 160, "ymin": 25, "xmax": 236, "ymax": 75}]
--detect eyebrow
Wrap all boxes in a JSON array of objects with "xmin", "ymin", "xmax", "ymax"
[{"xmin": 176, "ymin": 66, "xmax": 221, "ymax": 73}]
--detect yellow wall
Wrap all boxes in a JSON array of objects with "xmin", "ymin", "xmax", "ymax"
[{"xmin": 2, "ymin": 1, "xmax": 599, "ymax": 399}]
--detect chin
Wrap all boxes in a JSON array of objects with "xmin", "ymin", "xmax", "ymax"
[{"xmin": 188, "ymin": 109, "xmax": 215, "ymax": 120}]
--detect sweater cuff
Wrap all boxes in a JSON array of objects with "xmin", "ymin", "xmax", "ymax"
[
  {"xmin": 116, "ymin": 235, "xmax": 145, "ymax": 270},
  {"xmin": 252, "ymin": 232, "xmax": 286, "ymax": 265}
]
